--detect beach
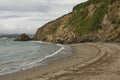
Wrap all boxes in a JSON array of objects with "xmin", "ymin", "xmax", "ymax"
[
  {"xmin": 1, "ymin": 43, "xmax": 120, "ymax": 80},
  {"xmin": 0, "ymin": 43, "xmax": 99, "ymax": 80}
]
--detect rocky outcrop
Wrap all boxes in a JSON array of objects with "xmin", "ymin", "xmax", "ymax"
[
  {"xmin": 14, "ymin": 33, "xmax": 31, "ymax": 41},
  {"xmin": 33, "ymin": 0, "xmax": 120, "ymax": 44}
]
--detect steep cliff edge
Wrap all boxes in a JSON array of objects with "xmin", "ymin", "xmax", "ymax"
[{"xmin": 33, "ymin": 0, "xmax": 120, "ymax": 43}]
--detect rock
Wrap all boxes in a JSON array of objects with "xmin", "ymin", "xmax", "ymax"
[{"xmin": 14, "ymin": 33, "xmax": 31, "ymax": 41}]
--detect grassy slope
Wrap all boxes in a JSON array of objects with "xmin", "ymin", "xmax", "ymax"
[
  {"xmin": 34, "ymin": 0, "xmax": 119, "ymax": 43},
  {"xmin": 67, "ymin": 0, "xmax": 113, "ymax": 35}
]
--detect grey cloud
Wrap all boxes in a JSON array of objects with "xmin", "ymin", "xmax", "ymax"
[
  {"xmin": 0, "ymin": 0, "xmax": 87, "ymax": 34},
  {"xmin": 0, "ymin": 0, "xmax": 87, "ymax": 12},
  {"xmin": 0, "ymin": 15, "xmax": 22, "ymax": 19},
  {"xmin": 0, "ymin": 5, "xmax": 51, "ymax": 12},
  {"xmin": 28, "ymin": 18, "xmax": 53, "ymax": 21}
]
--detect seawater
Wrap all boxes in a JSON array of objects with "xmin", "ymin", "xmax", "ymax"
[{"xmin": 0, "ymin": 38, "xmax": 71, "ymax": 75}]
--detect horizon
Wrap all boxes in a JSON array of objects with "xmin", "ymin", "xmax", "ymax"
[{"xmin": 0, "ymin": 0, "xmax": 87, "ymax": 34}]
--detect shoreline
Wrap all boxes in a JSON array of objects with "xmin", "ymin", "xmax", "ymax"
[
  {"xmin": 0, "ymin": 42, "xmax": 71, "ymax": 76},
  {"xmin": 0, "ymin": 43, "xmax": 100, "ymax": 80}
]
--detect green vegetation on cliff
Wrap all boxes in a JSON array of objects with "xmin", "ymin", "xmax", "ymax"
[
  {"xmin": 33, "ymin": 0, "xmax": 120, "ymax": 43},
  {"xmin": 69, "ymin": 0, "xmax": 114, "ymax": 35}
]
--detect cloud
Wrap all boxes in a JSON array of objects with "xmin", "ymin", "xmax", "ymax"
[
  {"xmin": 0, "ymin": 15, "xmax": 22, "ymax": 19},
  {"xmin": 0, "ymin": 0, "xmax": 87, "ymax": 34}
]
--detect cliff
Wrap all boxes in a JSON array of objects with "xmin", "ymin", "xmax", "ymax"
[{"xmin": 33, "ymin": 0, "xmax": 120, "ymax": 43}]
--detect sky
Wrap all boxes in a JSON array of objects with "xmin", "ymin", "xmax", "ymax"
[{"xmin": 0, "ymin": 0, "xmax": 87, "ymax": 34}]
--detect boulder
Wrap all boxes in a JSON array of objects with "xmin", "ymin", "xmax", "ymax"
[{"xmin": 14, "ymin": 33, "xmax": 31, "ymax": 41}]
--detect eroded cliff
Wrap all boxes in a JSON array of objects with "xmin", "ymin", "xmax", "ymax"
[{"xmin": 33, "ymin": 0, "xmax": 120, "ymax": 43}]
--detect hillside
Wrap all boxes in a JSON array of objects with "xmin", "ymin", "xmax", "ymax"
[{"xmin": 33, "ymin": 0, "xmax": 120, "ymax": 44}]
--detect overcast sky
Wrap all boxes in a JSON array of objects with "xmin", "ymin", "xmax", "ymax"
[{"xmin": 0, "ymin": 0, "xmax": 87, "ymax": 34}]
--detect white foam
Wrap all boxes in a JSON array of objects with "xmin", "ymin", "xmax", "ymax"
[
  {"xmin": 0, "ymin": 41, "xmax": 72, "ymax": 76},
  {"xmin": 15, "ymin": 42, "xmax": 66, "ymax": 68},
  {"xmin": 28, "ymin": 43, "xmax": 65, "ymax": 63}
]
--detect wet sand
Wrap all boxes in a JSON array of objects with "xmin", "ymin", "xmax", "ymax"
[{"xmin": 0, "ymin": 43, "xmax": 113, "ymax": 80}]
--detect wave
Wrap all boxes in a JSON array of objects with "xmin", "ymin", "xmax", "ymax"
[
  {"xmin": 0, "ymin": 41, "xmax": 72, "ymax": 76},
  {"xmin": 18, "ymin": 43, "xmax": 65, "ymax": 67},
  {"xmin": 0, "ymin": 37, "xmax": 7, "ymax": 40},
  {"xmin": 38, "ymin": 43, "xmax": 65, "ymax": 62}
]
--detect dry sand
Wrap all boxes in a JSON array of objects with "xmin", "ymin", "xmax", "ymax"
[{"xmin": 1, "ymin": 43, "xmax": 120, "ymax": 80}]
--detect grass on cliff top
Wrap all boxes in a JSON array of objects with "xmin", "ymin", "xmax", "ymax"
[
  {"xmin": 73, "ymin": 0, "xmax": 113, "ymax": 11},
  {"xmin": 69, "ymin": 0, "xmax": 113, "ymax": 35}
]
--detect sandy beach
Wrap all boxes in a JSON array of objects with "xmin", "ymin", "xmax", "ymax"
[{"xmin": 1, "ymin": 43, "xmax": 120, "ymax": 80}]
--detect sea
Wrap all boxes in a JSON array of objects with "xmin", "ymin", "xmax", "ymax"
[{"xmin": 0, "ymin": 38, "xmax": 72, "ymax": 75}]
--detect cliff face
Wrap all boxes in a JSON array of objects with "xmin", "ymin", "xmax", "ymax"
[{"xmin": 33, "ymin": 0, "xmax": 120, "ymax": 43}]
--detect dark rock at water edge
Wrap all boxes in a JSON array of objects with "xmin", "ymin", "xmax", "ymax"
[{"xmin": 14, "ymin": 33, "xmax": 32, "ymax": 41}]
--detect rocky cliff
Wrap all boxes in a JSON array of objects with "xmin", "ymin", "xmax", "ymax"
[{"xmin": 33, "ymin": 0, "xmax": 120, "ymax": 44}]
